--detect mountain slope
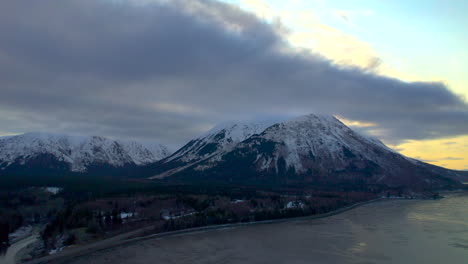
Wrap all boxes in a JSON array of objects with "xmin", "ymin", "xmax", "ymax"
[
  {"xmin": 149, "ymin": 120, "xmax": 278, "ymax": 179},
  {"xmin": 150, "ymin": 114, "xmax": 462, "ymax": 190},
  {"xmin": 0, "ymin": 132, "xmax": 170, "ymax": 176}
]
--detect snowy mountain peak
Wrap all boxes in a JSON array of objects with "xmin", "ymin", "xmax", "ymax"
[
  {"xmin": 204, "ymin": 120, "xmax": 278, "ymax": 141},
  {"xmin": 243, "ymin": 114, "xmax": 382, "ymax": 174},
  {"xmin": 0, "ymin": 133, "xmax": 170, "ymax": 173},
  {"xmin": 199, "ymin": 118, "xmax": 283, "ymax": 141},
  {"xmin": 285, "ymin": 113, "xmax": 339, "ymax": 123},
  {"xmin": 154, "ymin": 114, "xmax": 364, "ymax": 177},
  {"xmin": 164, "ymin": 119, "xmax": 280, "ymax": 164}
]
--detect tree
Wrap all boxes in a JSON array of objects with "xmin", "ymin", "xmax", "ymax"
[
  {"xmin": 104, "ymin": 212, "xmax": 112, "ymax": 226},
  {"xmin": 250, "ymin": 199, "xmax": 258, "ymax": 207},
  {"xmin": 0, "ymin": 221, "xmax": 9, "ymax": 247},
  {"xmin": 111, "ymin": 209, "xmax": 122, "ymax": 225}
]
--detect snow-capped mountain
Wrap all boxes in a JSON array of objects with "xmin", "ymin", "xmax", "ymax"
[
  {"xmin": 151, "ymin": 114, "xmax": 462, "ymax": 190},
  {"xmin": 0, "ymin": 132, "xmax": 170, "ymax": 176},
  {"xmin": 169, "ymin": 120, "xmax": 278, "ymax": 162},
  {"xmin": 149, "ymin": 119, "xmax": 280, "ymax": 178}
]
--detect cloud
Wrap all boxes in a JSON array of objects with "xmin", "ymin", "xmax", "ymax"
[
  {"xmin": 392, "ymin": 147, "xmax": 405, "ymax": 152},
  {"xmin": 0, "ymin": 0, "xmax": 467, "ymax": 147},
  {"xmin": 443, "ymin": 141, "xmax": 457, "ymax": 145},
  {"xmin": 441, "ymin": 157, "xmax": 464, "ymax": 161},
  {"xmin": 421, "ymin": 159, "xmax": 438, "ymax": 163},
  {"xmin": 415, "ymin": 156, "xmax": 464, "ymax": 163},
  {"xmin": 337, "ymin": 117, "xmax": 377, "ymax": 128}
]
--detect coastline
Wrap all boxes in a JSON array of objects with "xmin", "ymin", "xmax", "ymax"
[{"xmin": 25, "ymin": 197, "xmax": 389, "ymax": 264}]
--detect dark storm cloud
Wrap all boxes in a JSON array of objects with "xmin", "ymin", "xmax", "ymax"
[{"xmin": 0, "ymin": 0, "xmax": 467, "ymax": 147}]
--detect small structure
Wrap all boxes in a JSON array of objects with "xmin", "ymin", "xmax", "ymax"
[{"xmin": 160, "ymin": 209, "xmax": 196, "ymax": 220}]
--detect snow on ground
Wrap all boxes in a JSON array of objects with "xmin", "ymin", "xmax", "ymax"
[
  {"xmin": 49, "ymin": 247, "xmax": 65, "ymax": 255},
  {"xmin": 43, "ymin": 187, "xmax": 63, "ymax": 195},
  {"xmin": 231, "ymin": 199, "xmax": 246, "ymax": 204},
  {"xmin": 161, "ymin": 210, "xmax": 197, "ymax": 220},
  {"xmin": 285, "ymin": 201, "xmax": 305, "ymax": 209},
  {"xmin": 120, "ymin": 212, "xmax": 137, "ymax": 219},
  {"xmin": 8, "ymin": 226, "xmax": 33, "ymax": 244}
]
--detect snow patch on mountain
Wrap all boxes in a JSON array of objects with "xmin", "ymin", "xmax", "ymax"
[
  {"xmin": 165, "ymin": 119, "xmax": 280, "ymax": 163},
  {"xmin": 248, "ymin": 114, "xmax": 394, "ymax": 173},
  {"xmin": 199, "ymin": 119, "xmax": 282, "ymax": 142}
]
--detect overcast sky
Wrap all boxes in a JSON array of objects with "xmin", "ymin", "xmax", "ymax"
[{"xmin": 0, "ymin": 0, "xmax": 467, "ymax": 151}]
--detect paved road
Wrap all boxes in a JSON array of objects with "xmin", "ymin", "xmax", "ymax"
[{"xmin": 0, "ymin": 235, "xmax": 38, "ymax": 264}]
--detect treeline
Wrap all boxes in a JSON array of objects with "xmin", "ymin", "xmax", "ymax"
[
  {"xmin": 0, "ymin": 175, "xmax": 260, "ymax": 199},
  {"xmin": 159, "ymin": 192, "xmax": 374, "ymax": 233},
  {"xmin": 0, "ymin": 213, "xmax": 23, "ymax": 246},
  {"xmin": 41, "ymin": 203, "xmax": 127, "ymax": 250},
  {"xmin": 0, "ymin": 189, "xmax": 41, "ymax": 253}
]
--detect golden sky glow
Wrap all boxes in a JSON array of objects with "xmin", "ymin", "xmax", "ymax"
[
  {"xmin": 389, "ymin": 136, "xmax": 468, "ymax": 171},
  {"xmin": 338, "ymin": 117, "xmax": 467, "ymax": 171}
]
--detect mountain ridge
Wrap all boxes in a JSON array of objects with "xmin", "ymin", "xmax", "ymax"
[{"xmin": 0, "ymin": 132, "xmax": 170, "ymax": 176}]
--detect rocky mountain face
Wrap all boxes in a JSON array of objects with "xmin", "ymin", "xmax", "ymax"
[
  {"xmin": 0, "ymin": 132, "xmax": 170, "ymax": 177},
  {"xmin": 149, "ymin": 120, "xmax": 279, "ymax": 179},
  {"xmin": 151, "ymin": 114, "xmax": 463, "ymax": 191}
]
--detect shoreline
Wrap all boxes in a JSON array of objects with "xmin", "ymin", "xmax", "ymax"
[
  {"xmin": 22, "ymin": 192, "xmax": 468, "ymax": 264},
  {"xmin": 25, "ymin": 197, "xmax": 389, "ymax": 264}
]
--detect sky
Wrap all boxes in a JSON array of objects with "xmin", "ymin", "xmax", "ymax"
[{"xmin": 0, "ymin": 0, "xmax": 467, "ymax": 170}]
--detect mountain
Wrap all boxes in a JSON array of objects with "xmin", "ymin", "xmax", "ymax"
[
  {"xmin": 0, "ymin": 132, "xmax": 170, "ymax": 177},
  {"xmin": 150, "ymin": 114, "xmax": 463, "ymax": 191},
  {"xmin": 150, "ymin": 120, "xmax": 279, "ymax": 178}
]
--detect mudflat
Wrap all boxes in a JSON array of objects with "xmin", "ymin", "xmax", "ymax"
[{"xmin": 62, "ymin": 193, "xmax": 468, "ymax": 264}]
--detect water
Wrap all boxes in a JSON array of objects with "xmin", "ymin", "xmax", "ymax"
[{"xmin": 56, "ymin": 193, "xmax": 468, "ymax": 264}]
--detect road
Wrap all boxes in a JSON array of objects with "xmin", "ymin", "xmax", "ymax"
[{"xmin": 0, "ymin": 235, "xmax": 38, "ymax": 264}]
